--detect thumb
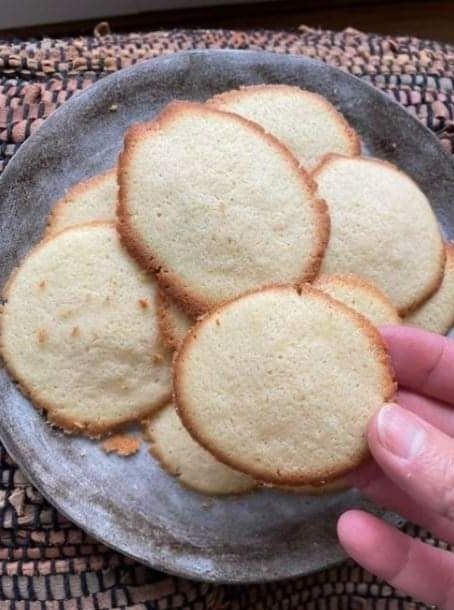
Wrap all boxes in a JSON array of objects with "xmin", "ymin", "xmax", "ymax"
[{"xmin": 367, "ymin": 403, "xmax": 454, "ymax": 521}]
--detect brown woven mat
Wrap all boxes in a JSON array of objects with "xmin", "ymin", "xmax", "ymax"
[{"xmin": 0, "ymin": 26, "xmax": 452, "ymax": 610}]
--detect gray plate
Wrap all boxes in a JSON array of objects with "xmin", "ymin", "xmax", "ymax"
[{"xmin": 0, "ymin": 50, "xmax": 452, "ymax": 584}]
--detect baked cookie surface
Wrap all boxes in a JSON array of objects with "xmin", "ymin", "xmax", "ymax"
[
  {"xmin": 145, "ymin": 403, "xmax": 256, "ymax": 495},
  {"xmin": 118, "ymin": 101, "xmax": 329, "ymax": 316},
  {"xmin": 209, "ymin": 84, "xmax": 360, "ymax": 170},
  {"xmin": 314, "ymin": 274, "xmax": 401, "ymax": 326},
  {"xmin": 313, "ymin": 154, "xmax": 445, "ymax": 314},
  {"xmin": 174, "ymin": 285, "xmax": 395, "ymax": 485},
  {"xmin": 47, "ymin": 169, "xmax": 117, "ymax": 235},
  {"xmin": 405, "ymin": 243, "xmax": 454, "ymax": 334},
  {"xmin": 1, "ymin": 223, "xmax": 171, "ymax": 436}
]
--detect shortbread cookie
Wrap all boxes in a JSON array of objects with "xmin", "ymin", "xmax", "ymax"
[
  {"xmin": 174, "ymin": 285, "xmax": 395, "ymax": 485},
  {"xmin": 313, "ymin": 155, "xmax": 445, "ymax": 314},
  {"xmin": 209, "ymin": 84, "xmax": 360, "ymax": 169},
  {"xmin": 157, "ymin": 291, "xmax": 193, "ymax": 350},
  {"xmin": 1, "ymin": 223, "xmax": 171, "ymax": 436},
  {"xmin": 145, "ymin": 403, "xmax": 256, "ymax": 495},
  {"xmin": 405, "ymin": 243, "xmax": 454, "ymax": 334},
  {"xmin": 47, "ymin": 169, "xmax": 117, "ymax": 235},
  {"xmin": 314, "ymin": 274, "xmax": 401, "ymax": 326},
  {"xmin": 118, "ymin": 101, "xmax": 329, "ymax": 316}
]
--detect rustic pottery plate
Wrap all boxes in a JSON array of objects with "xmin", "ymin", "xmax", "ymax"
[{"xmin": 0, "ymin": 50, "xmax": 452, "ymax": 584}]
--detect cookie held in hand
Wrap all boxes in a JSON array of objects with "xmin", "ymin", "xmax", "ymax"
[{"xmin": 174, "ymin": 285, "xmax": 395, "ymax": 485}]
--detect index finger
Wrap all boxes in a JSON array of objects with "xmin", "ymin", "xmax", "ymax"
[{"xmin": 381, "ymin": 326, "xmax": 454, "ymax": 404}]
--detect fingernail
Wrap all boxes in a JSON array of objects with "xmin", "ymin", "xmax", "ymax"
[{"xmin": 376, "ymin": 404, "xmax": 426, "ymax": 459}]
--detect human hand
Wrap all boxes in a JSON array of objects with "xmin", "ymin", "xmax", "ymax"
[{"xmin": 338, "ymin": 326, "xmax": 454, "ymax": 609}]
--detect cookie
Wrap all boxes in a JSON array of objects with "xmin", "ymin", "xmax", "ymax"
[
  {"xmin": 145, "ymin": 403, "xmax": 256, "ymax": 495},
  {"xmin": 1, "ymin": 223, "xmax": 172, "ymax": 436},
  {"xmin": 314, "ymin": 274, "xmax": 401, "ymax": 326},
  {"xmin": 174, "ymin": 285, "xmax": 395, "ymax": 485},
  {"xmin": 157, "ymin": 290, "xmax": 193, "ymax": 350},
  {"xmin": 118, "ymin": 101, "xmax": 329, "ymax": 316},
  {"xmin": 313, "ymin": 155, "xmax": 445, "ymax": 314},
  {"xmin": 405, "ymin": 243, "xmax": 454, "ymax": 334},
  {"xmin": 47, "ymin": 169, "xmax": 117, "ymax": 235},
  {"xmin": 209, "ymin": 84, "xmax": 360, "ymax": 169}
]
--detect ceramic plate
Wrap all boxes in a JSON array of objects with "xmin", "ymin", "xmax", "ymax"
[{"xmin": 0, "ymin": 50, "xmax": 452, "ymax": 584}]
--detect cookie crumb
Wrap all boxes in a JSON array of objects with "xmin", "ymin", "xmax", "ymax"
[
  {"xmin": 138, "ymin": 298, "xmax": 149, "ymax": 309},
  {"xmin": 152, "ymin": 352, "xmax": 164, "ymax": 364},
  {"xmin": 109, "ymin": 103, "xmax": 118, "ymax": 112},
  {"xmin": 102, "ymin": 434, "xmax": 141, "ymax": 457},
  {"xmin": 38, "ymin": 280, "xmax": 46, "ymax": 290},
  {"xmin": 71, "ymin": 326, "xmax": 80, "ymax": 338},
  {"xmin": 37, "ymin": 328, "xmax": 48, "ymax": 344}
]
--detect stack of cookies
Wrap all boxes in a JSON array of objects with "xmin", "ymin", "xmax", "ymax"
[{"xmin": 2, "ymin": 85, "xmax": 453, "ymax": 496}]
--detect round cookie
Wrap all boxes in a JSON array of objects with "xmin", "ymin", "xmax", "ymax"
[
  {"xmin": 145, "ymin": 403, "xmax": 256, "ymax": 495},
  {"xmin": 174, "ymin": 285, "xmax": 395, "ymax": 485},
  {"xmin": 157, "ymin": 290, "xmax": 193, "ymax": 350},
  {"xmin": 209, "ymin": 84, "xmax": 360, "ymax": 170},
  {"xmin": 405, "ymin": 243, "xmax": 454, "ymax": 334},
  {"xmin": 1, "ymin": 223, "xmax": 172, "ymax": 436},
  {"xmin": 314, "ymin": 274, "xmax": 401, "ymax": 327},
  {"xmin": 313, "ymin": 154, "xmax": 445, "ymax": 315},
  {"xmin": 47, "ymin": 168, "xmax": 117, "ymax": 235},
  {"xmin": 118, "ymin": 101, "xmax": 329, "ymax": 316}
]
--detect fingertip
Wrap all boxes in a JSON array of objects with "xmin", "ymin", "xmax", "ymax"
[
  {"xmin": 367, "ymin": 402, "xmax": 398, "ymax": 446},
  {"xmin": 337, "ymin": 509, "xmax": 359, "ymax": 539},
  {"xmin": 338, "ymin": 510, "xmax": 390, "ymax": 563},
  {"xmin": 337, "ymin": 510, "xmax": 375, "ymax": 555},
  {"xmin": 338, "ymin": 510, "xmax": 454, "ymax": 607}
]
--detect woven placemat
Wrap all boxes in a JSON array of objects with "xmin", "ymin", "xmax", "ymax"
[{"xmin": 0, "ymin": 25, "xmax": 452, "ymax": 610}]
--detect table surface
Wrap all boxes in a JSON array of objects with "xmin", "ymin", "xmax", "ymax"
[{"xmin": 0, "ymin": 25, "xmax": 453, "ymax": 610}]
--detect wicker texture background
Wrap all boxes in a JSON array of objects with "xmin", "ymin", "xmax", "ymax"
[{"xmin": 0, "ymin": 25, "xmax": 453, "ymax": 610}]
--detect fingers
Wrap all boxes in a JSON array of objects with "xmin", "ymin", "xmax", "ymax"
[
  {"xmin": 349, "ymin": 389, "xmax": 454, "ymax": 490},
  {"xmin": 350, "ymin": 463, "xmax": 454, "ymax": 544},
  {"xmin": 398, "ymin": 389, "xmax": 454, "ymax": 437},
  {"xmin": 368, "ymin": 403, "xmax": 454, "ymax": 521},
  {"xmin": 381, "ymin": 326, "xmax": 454, "ymax": 403},
  {"xmin": 338, "ymin": 510, "xmax": 454, "ymax": 608},
  {"xmin": 346, "ymin": 391, "xmax": 454, "ymax": 543}
]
